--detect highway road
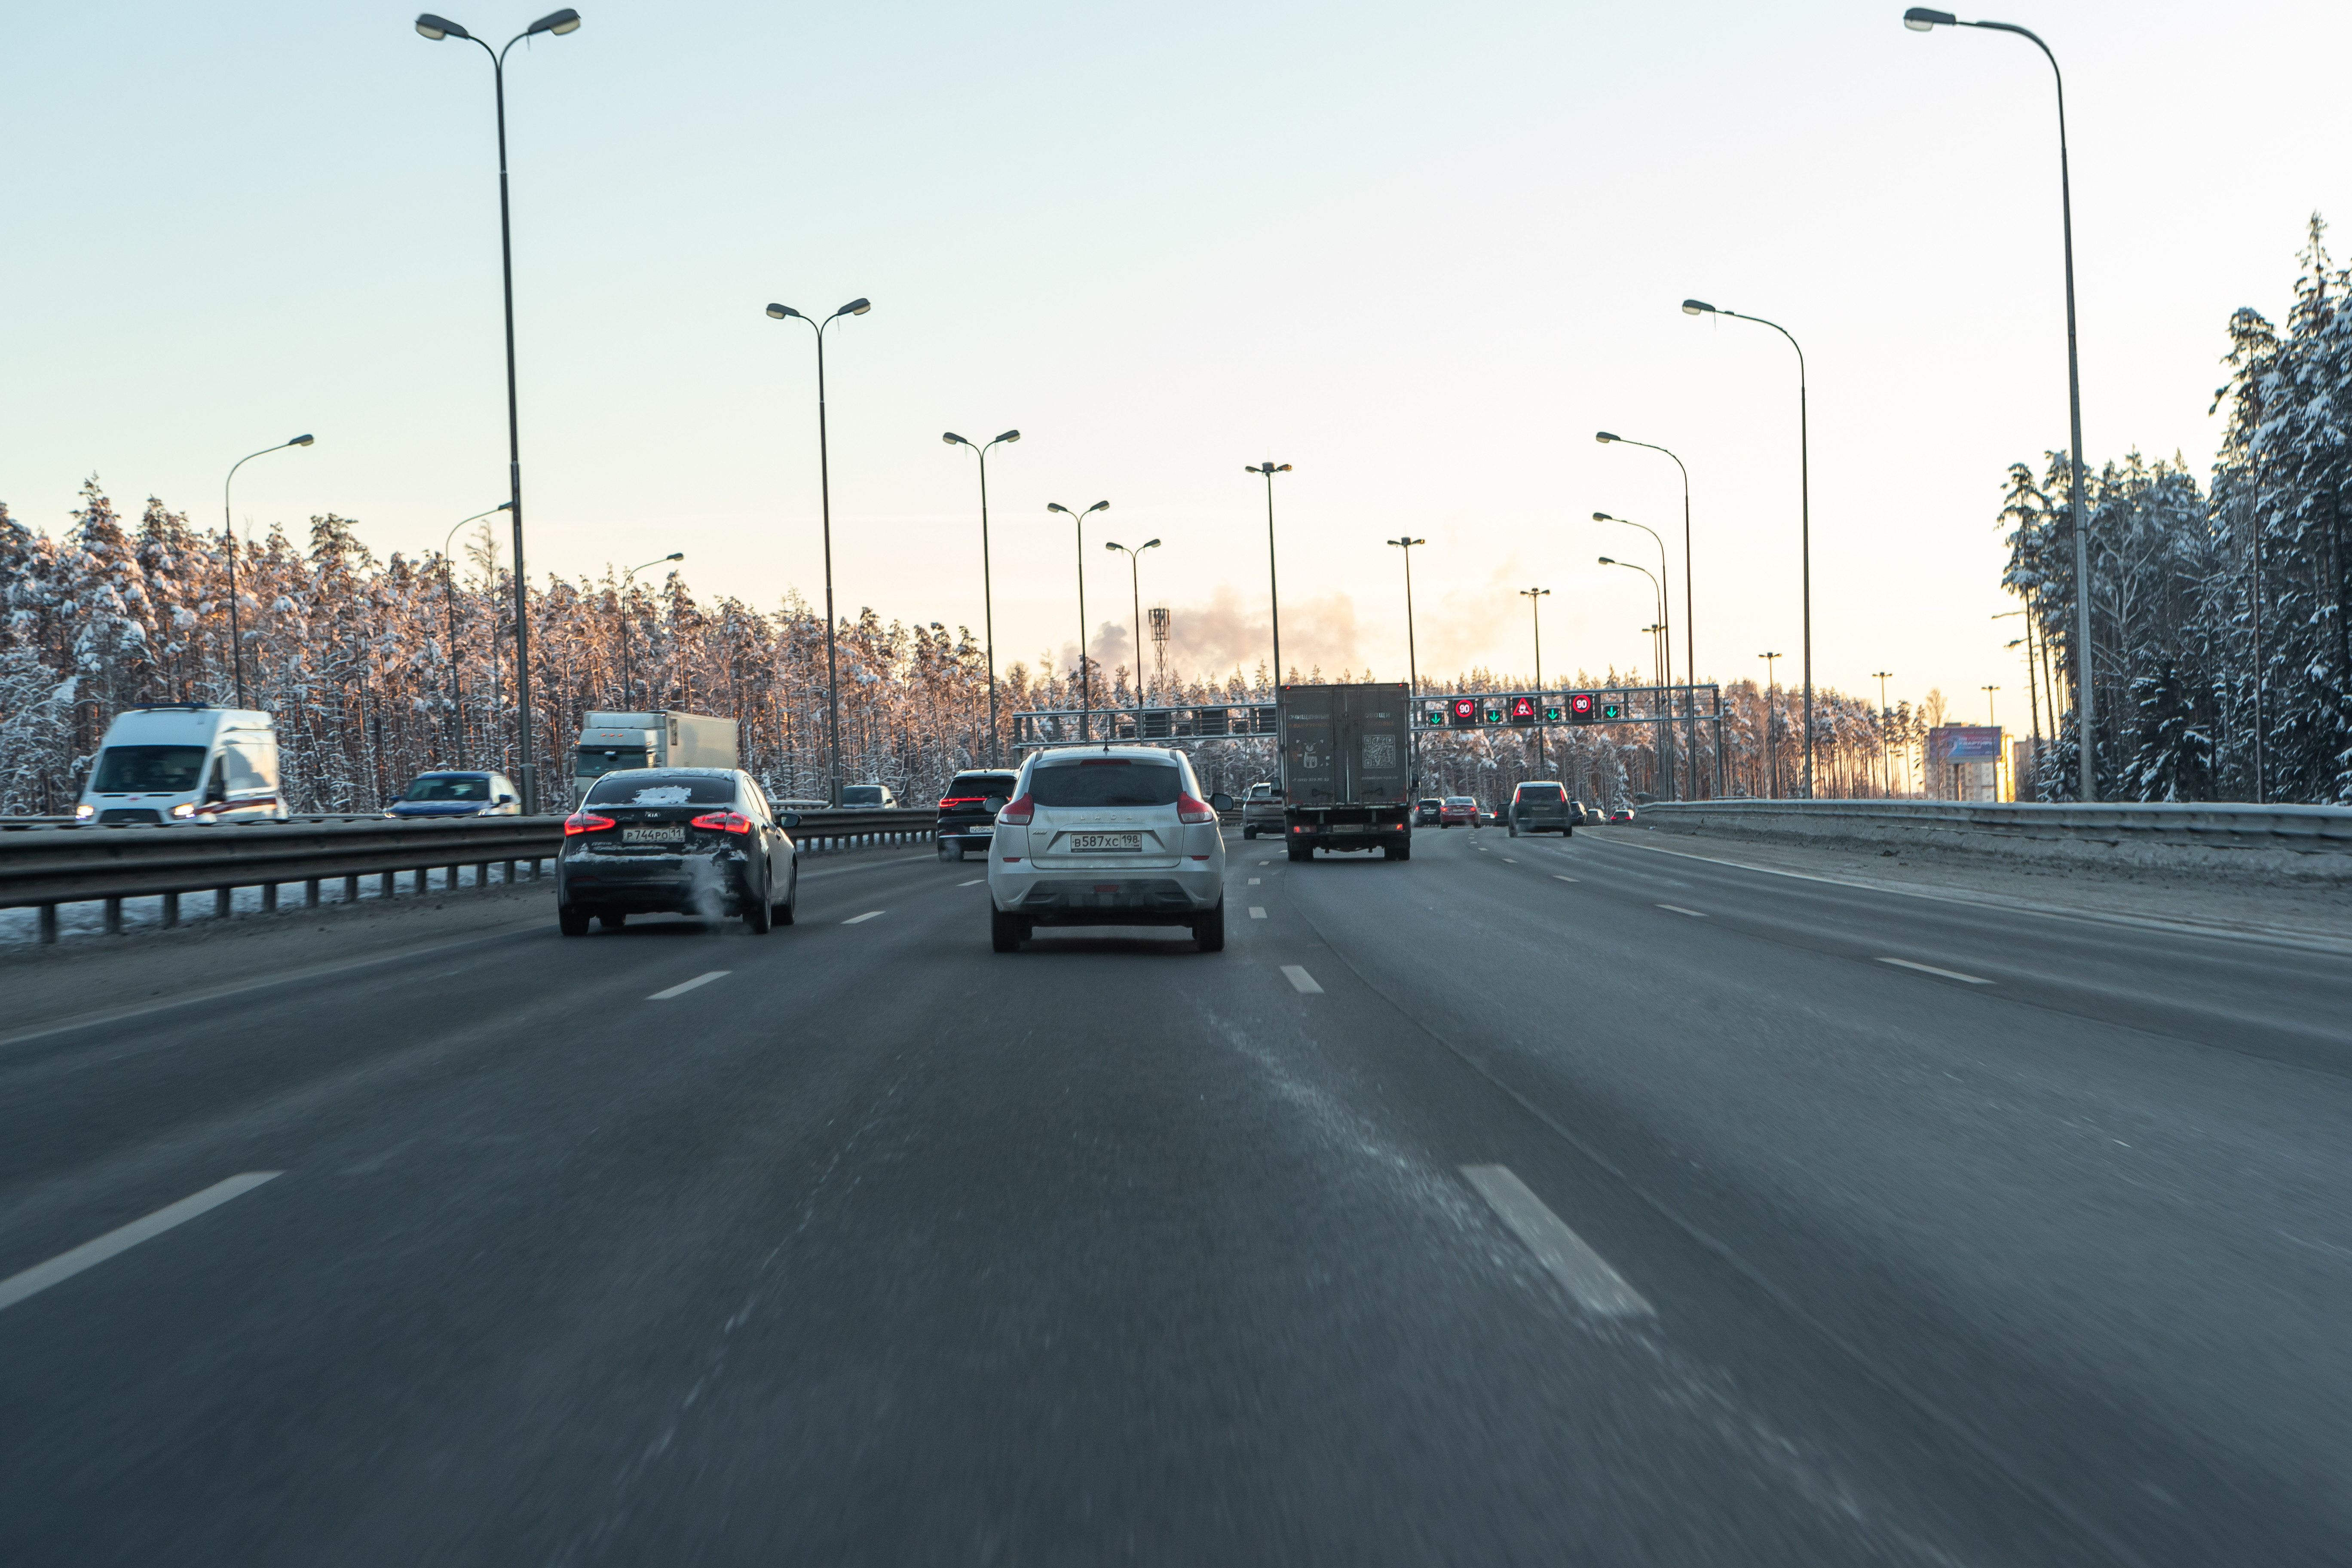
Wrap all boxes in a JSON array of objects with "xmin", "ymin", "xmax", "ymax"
[{"xmin": 2, "ymin": 822, "xmax": 2347, "ymax": 1565}]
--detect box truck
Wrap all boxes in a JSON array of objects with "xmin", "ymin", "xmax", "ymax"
[
  {"xmin": 74, "ymin": 704, "xmax": 288, "ymax": 825},
  {"xmin": 572, "ymin": 710, "xmax": 739, "ymax": 805},
  {"xmin": 1276, "ymin": 682, "xmax": 1413, "ymax": 861}
]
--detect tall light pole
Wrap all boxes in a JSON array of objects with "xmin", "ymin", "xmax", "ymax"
[
  {"xmin": 221, "ymin": 434, "xmax": 313, "ymax": 708},
  {"xmin": 1904, "ymin": 9, "xmax": 2096, "ymax": 803},
  {"xmin": 1104, "ymin": 537, "xmax": 1161, "ymax": 715},
  {"xmin": 1682, "ymin": 298, "xmax": 1813, "ymax": 798},
  {"xmin": 1597, "ymin": 431, "xmax": 1699, "ymax": 799},
  {"xmin": 1599, "ymin": 557, "xmax": 1665, "ymax": 682},
  {"xmin": 1758, "ymin": 651, "xmax": 1784, "ymax": 798},
  {"xmin": 1246, "ymin": 462, "xmax": 1291, "ymax": 691},
  {"xmin": 1521, "ymin": 587, "xmax": 1551, "ymax": 774},
  {"xmin": 766, "ymin": 297, "xmax": 871, "ymax": 805},
  {"xmin": 415, "ymin": 9, "xmax": 583, "ymax": 814},
  {"xmin": 943, "ymin": 429, "xmax": 1020, "ymax": 765},
  {"xmin": 617, "ymin": 553, "xmax": 684, "ymax": 712},
  {"xmin": 1389, "ymin": 537, "xmax": 1425, "ymax": 788},
  {"xmin": 439, "ymin": 502, "xmax": 509, "ymax": 762},
  {"xmin": 1872, "ymin": 669, "xmax": 1896, "ymax": 796},
  {"xmin": 1595, "ymin": 510, "xmax": 1675, "ymax": 798},
  {"xmin": 1047, "ymin": 501, "xmax": 1109, "ymax": 739}
]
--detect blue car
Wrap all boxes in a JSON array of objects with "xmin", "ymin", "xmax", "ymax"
[{"xmin": 385, "ymin": 770, "xmax": 522, "ymax": 818}]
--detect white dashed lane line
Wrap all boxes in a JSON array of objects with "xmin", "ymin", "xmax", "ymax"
[
  {"xmin": 956, "ymin": 879, "xmax": 983, "ymax": 887},
  {"xmin": 1249, "ymin": 907, "xmax": 1267, "ymax": 919},
  {"xmin": 1461, "ymin": 1164, "xmax": 1653, "ymax": 1319},
  {"xmin": 1502, "ymin": 857, "xmax": 1518, "ymax": 864},
  {"xmin": 842, "ymin": 911, "xmax": 885, "ymax": 925},
  {"xmin": 0, "ymin": 1172, "xmax": 282, "ymax": 1314},
  {"xmin": 1657, "ymin": 904, "xmax": 1706, "ymax": 918},
  {"xmin": 1554, "ymin": 875, "xmax": 1580, "ymax": 883},
  {"xmin": 1280, "ymin": 965, "xmax": 1323, "ymax": 994},
  {"xmin": 649, "ymin": 971, "xmax": 730, "ymax": 1000},
  {"xmin": 1877, "ymin": 956, "xmax": 1993, "ymax": 984},
  {"xmin": 1247, "ymin": 877, "xmax": 1260, "ymax": 885}
]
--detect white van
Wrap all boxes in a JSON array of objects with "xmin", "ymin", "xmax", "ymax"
[{"xmin": 74, "ymin": 705, "xmax": 288, "ymax": 826}]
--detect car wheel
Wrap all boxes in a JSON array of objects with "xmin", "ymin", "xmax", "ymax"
[
  {"xmin": 1193, "ymin": 898, "xmax": 1226, "ymax": 952},
  {"xmin": 597, "ymin": 911, "xmax": 627, "ymax": 930},
  {"xmin": 559, "ymin": 906, "xmax": 590, "ymax": 937},
  {"xmin": 1508, "ymin": 821, "xmax": 1520, "ymax": 838},
  {"xmin": 774, "ymin": 866, "xmax": 797, "ymax": 926},
  {"xmin": 744, "ymin": 873, "xmax": 773, "ymax": 934},
  {"xmin": 938, "ymin": 840, "xmax": 962, "ymax": 862},
  {"xmin": 990, "ymin": 905, "xmax": 1027, "ymax": 953},
  {"xmin": 1287, "ymin": 841, "xmax": 1312, "ymax": 862}
]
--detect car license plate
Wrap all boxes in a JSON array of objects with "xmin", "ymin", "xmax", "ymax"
[
  {"xmin": 622, "ymin": 826, "xmax": 684, "ymax": 845},
  {"xmin": 1068, "ymin": 831, "xmax": 1141, "ymax": 852}
]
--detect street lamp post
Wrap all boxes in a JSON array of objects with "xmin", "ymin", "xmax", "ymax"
[
  {"xmin": 1104, "ymin": 538, "xmax": 1161, "ymax": 719},
  {"xmin": 943, "ymin": 430, "xmax": 1020, "ymax": 765},
  {"xmin": 1597, "ymin": 432, "xmax": 1699, "ymax": 799},
  {"xmin": 1246, "ymin": 462, "xmax": 1291, "ymax": 692},
  {"xmin": 1602, "ymin": 556, "xmax": 1667, "ymax": 795},
  {"xmin": 221, "ymin": 434, "xmax": 314, "ymax": 708},
  {"xmin": 1758, "ymin": 652, "xmax": 1784, "ymax": 798},
  {"xmin": 617, "ymin": 553, "xmax": 684, "ymax": 711},
  {"xmin": 1047, "ymin": 501, "xmax": 1110, "ymax": 739},
  {"xmin": 1594, "ymin": 510, "xmax": 1675, "ymax": 798},
  {"xmin": 1520, "ymin": 587, "xmax": 1551, "ymax": 774},
  {"xmin": 414, "ymin": 9, "xmax": 584, "ymax": 815},
  {"xmin": 766, "ymin": 297, "xmax": 872, "ymax": 805},
  {"xmin": 439, "ymin": 502, "xmax": 510, "ymax": 763},
  {"xmin": 1871, "ymin": 669, "xmax": 1896, "ymax": 796},
  {"xmin": 1682, "ymin": 298, "xmax": 1813, "ymax": 798},
  {"xmin": 1903, "ymin": 8, "xmax": 2097, "ymax": 803}
]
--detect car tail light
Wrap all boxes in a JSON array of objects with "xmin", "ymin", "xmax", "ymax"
[
  {"xmin": 998, "ymin": 792, "xmax": 1034, "ymax": 826},
  {"xmin": 564, "ymin": 811, "xmax": 616, "ymax": 836},
  {"xmin": 691, "ymin": 810, "xmax": 753, "ymax": 834},
  {"xmin": 938, "ymin": 795, "xmax": 984, "ymax": 808},
  {"xmin": 1177, "ymin": 793, "xmax": 1217, "ymax": 825}
]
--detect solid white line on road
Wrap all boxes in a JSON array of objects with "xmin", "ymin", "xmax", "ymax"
[
  {"xmin": 0, "ymin": 1173, "xmax": 282, "ymax": 1314},
  {"xmin": 1249, "ymin": 907, "xmax": 1267, "ymax": 919},
  {"xmin": 1877, "ymin": 956, "xmax": 1993, "ymax": 985},
  {"xmin": 957, "ymin": 879, "xmax": 984, "ymax": 887},
  {"xmin": 842, "ymin": 910, "xmax": 885, "ymax": 925},
  {"xmin": 1657, "ymin": 904, "xmax": 1706, "ymax": 918},
  {"xmin": 1554, "ymin": 875, "xmax": 1580, "ymax": 883},
  {"xmin": 1460, "ymin": 1164, "xmax": 1653, "ymax": 1319},
  {"xmin": 648, "ymin": 970, "xmax": 730, "ymax": 1000},
  {"xmin": 1280, "ymin": 965, "xmax": 1323, "ymax": 994}
]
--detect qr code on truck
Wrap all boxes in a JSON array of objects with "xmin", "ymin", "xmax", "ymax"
[{"xmin": 1362, "ymin": 735, "xmax": 1396, "ymax": 769}]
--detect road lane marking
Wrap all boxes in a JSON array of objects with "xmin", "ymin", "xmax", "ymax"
[
  {"xmin": 842, "ymin": 910, "xmax": 885, "ymax": 925},
  {"xmin": 957, "ymin": 878, "xmax": 983, "ymax": 887},
  {"xmin": 1249, "ymin": 907, "xmax": 1267, "ymax": 919},
  {"xmin": 1280, "ymin": 965, "xmax": 1323, "ymax": 994},
  {"xmin": 648, "ymin": 970, "xmax": 730, "ymax": 1000},
  {"xmin": 1247, "ymin": 877, "xmax": 1260, "ymax": 885},
  {"xmin": 1460, "ymin": 1164, "xmax": 1653, "ymax": 1319},
  {"xmin": 1554, "ymin": 875, "xmax": 1580, "ymax": 883},
  {"xmin": 1877, "ymin": 956, "xmax": 1992, "ymax": 985},
  {"xmin": 1657, "ymin": 904, "xmax": 1706, "ymax": 918},
  {"xmin": 1503, "ymin": 857, "xmax": 1518, "ymax": 863},
  {"xmin": 0, "ymin": 1173, "xmax": 282, "ymax": 1314}
]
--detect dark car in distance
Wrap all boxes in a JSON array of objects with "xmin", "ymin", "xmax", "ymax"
[
  {"xmin": 1507, "ymin": 781, "xmax": 1574, "ymax": 837},
  {"xmin": 937, "ymin": 769, "xmax": 1018, "ymax": 861},
  {"xmin": 384, "ymin": 770, "xmax": 521, "ymax": 819},
  {"xmin": 557, "ymin": 768, "xmax": 799, "ymax": 935},
  {"xmin": 1439, "ymin": 796, "xmax": 1480, "ymax": 828},
  {"xmin": 1414, "ymin": 797, "xmax": 1443, "ymax": 826}
]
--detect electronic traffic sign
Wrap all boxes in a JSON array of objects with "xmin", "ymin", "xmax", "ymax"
[
  {"xmin": 1508, "ymin": 696, "xmax": 1537, "ymax": 724},
  {"xmin": 1450, "ymin": 697, "xmax": 1479, "ymax": 726},
  {"xmin": 1567, "ymin": 692, "xmax": 1597, "ymax": 723}
]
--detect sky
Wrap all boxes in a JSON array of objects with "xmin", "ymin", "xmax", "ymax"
[{"xmin": 6, "ymin": 0, "xmax": 2349, "ymax": 730}]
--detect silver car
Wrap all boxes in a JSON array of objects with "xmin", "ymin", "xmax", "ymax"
[{"xmin": 986, "ymin": 747, "xmax": 1231, "ymax": 952}]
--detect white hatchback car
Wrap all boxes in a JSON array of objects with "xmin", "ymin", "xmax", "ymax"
[{"xmin": 987, "ymin": 747, "xmax": 1232, "ymax": 952}]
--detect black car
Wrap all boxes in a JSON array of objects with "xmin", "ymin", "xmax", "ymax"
[
  {"xmin": 1507, "ymin": 781, "xmax": 1574, "ymax": 837},
  {"xmin": 557, "ymin": 768, "xmax": 799, "ymax": 935},
  {"xmin": 935, "ymin": 769, "xmax": 1018, "ymax": 861}
]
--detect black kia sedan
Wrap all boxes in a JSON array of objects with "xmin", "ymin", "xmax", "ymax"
[{"xmin": 557, "ymin": 768, "xmax": 799, "ymax": 935}]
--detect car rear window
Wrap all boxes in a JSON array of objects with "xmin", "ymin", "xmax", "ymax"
[
  {"xmin": 946, "ymin": 774, "xmax": 1017, "ymax": 799},
  {"xmin": 585, "ymin": 772, "xmax": 737, "ymax": 806},
  {"xmin": 1446, "ymin": 796, "xmax": 1474, "ymax": 806},
  {"xmin": 1029, "ymin": 760, "xmax": 1182, "ymax": 808},
  {"xmin": 1518, "ymin": 785, "xmax": 1563, "ymax": 801}
]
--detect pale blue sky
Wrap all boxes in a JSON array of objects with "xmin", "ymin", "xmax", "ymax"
[{"xmin": 6, "ymin": 0, "xmax": 2346, "ymax": 720}]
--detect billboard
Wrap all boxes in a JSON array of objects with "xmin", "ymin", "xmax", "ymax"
[{"xmin": 1928, "ymin": 725, "xmax": 2003, "ymax": 763}]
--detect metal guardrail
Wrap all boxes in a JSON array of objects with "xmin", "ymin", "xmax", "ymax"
[
  {"xmin": 1639, "ymin": 798, "xmax": 2352, "ymax": 867},
  {"xmin": 1, "ymin": 807, "xmax": 944, "ymax": 944}
]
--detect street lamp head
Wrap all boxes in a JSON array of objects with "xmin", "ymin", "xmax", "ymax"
[
  {"xmin": 1142, "ymin": 538, "xmax": 1160, "ymax": 550},
  {"xmin": 1595, "ymin": 431, "xmax": 1618, "ymax": 444},
  {"xmin": 765, "ymin": 303, "xmax": 799, "ymax": 320},
  {"xmin": 526, "ymin": 8, "xmax": 582, "ymax": 35},
  {"xmin": 665, "ymin": 552, "xmax": 683, "ymax": 562},
  {"xmin": 414, "ymin": 13, "xmax": 469, "ymax": 40},
  {"xmin": 1598, "ymin": 556, "xmax": 1616, "ymax": 566},
  {"xmin": 995, "ymin": 429, "xmax": 1020, "ymax": 444},
  {"xmin": 1682, "ymin": 298, "xmax": 1717, "ymax": 316},
  {"xmin": 943, "ymin": 432, "xmax": 968, "ymax": 446},
  {"xmin": 289, "ymin": 434, "xmax": 315, "ymax": 447},
  {"xmin": 1105, "ymin": 540, "xmax": 1124, "ymax": 551},
  {"xmin": 1087, "ymin": 500, "xmax": 1109, "ymax": 515},
  {"xmin": 1904, "ymin": 7, "xmax": 1957, "ymax": 30},
  {"xmin": 1592, "ymin": 511, "xmax": 1612, "ymax": 522},
  {"xmin": 834, "ymin": 298, "xmax": 872, "ymax": 318},
  {"xmin": 1047, "ymin": 502, "xmax": 1069, "ymax": 515},
  {"xmin": 498, "ymin": 500, "xmax": 514, "ymax": 511}
]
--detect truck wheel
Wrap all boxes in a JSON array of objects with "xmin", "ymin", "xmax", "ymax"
[
  {"xmin": 559, "ymin": 906, "xmax": 590, "ymax": 937},
  {"xmin": 1287, "ymin": 841, "xmax": 1312, "ymax": 863},
  {"xmin": 990, "ymin": 906, "xmax": 1027, "ymax": 953},
  {"xmin": 1193, "ymin": 899, "xmax": 1226, "ymax": 952}
]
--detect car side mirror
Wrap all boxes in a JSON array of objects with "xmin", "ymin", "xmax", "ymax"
[
  {"xmin": 776, "ymin": 812, "xmax": 801, "ymax": 829},
  {"xmin": 496, "ymin": 793, "xmax": 515, "ymax": 805},
  {"xmin": 1210, "ymin": 792, "xmax": 1233, "ymax": 812}
]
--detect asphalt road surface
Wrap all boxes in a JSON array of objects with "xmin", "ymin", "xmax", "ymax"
[{"xmin": 3, "ymin": 824, "xmax": 2347, "ymax": 1565}]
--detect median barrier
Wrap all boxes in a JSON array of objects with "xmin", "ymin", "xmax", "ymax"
[{"xmin": 1637, "ymin": 799, "xmax": 2352, "ymax": 880}]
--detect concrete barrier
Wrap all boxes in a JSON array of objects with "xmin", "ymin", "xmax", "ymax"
[{"xmin": 1636, "ymin": 799, "xmax": 2352, "ymax": 881}]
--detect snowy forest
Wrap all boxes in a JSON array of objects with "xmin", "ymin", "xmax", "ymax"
[{"xmin": 2005, "ymin": 216, "xmax": 2351, "ymax": 804}]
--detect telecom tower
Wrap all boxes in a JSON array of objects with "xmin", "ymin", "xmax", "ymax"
[{"xmin": 1148, "ymin": 606, "xmax": 1170, "ymax": 702}]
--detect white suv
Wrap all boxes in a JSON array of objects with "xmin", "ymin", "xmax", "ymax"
[{"xmin": 986, "ymin": 747, "xmax": 1231, "ymax": 952}]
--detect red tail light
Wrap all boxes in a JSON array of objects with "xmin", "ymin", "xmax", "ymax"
[
  {"xmin": 564, "ymin": 811, "xmax": 616, "ymax": 836},
  {"xmin": 1177, "ymin": 793, "xmax": 1217, "ymax": 825},
  {"xmin": 691, "ymin": 810, "xmax": 753, "ymax": 835},
  {"xmin": 938, "ymin": 795, "xmax": 986, "ymax": 809},
  {"xmin": 998, "ymin": 792, "xmax": 1034, "ymax": 826}
]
